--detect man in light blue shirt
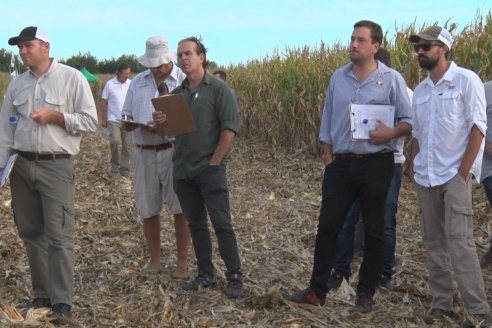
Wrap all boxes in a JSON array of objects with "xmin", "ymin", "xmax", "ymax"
[{"xmin": 286, "ymin": 20, "xmax": 411, "ymax": 313}]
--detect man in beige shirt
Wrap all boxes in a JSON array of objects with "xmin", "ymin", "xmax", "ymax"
[{"xmin": 0, "ymin": 26, "xmax": 98, "ymax": 321}]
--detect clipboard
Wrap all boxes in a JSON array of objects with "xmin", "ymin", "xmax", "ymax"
[
  {"xmin": 0, "ymin": 153, "xmax": 18, "ymax": 188},
  {"xmin": 151, "ymin": 94, "xmax": 197, "ymax": 136},
  {"xmin": 349, "ymin": 103, "xmax": 395, "ymax": 140}
]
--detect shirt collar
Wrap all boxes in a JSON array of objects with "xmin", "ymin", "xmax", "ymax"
[
  {"xmin": 422, "ymin": 61, "xmax": 457, "ymax": 87},
  {"xmin": 343, "ymin": 60, "xmax": 391, "ymax": 83},
  {"xmin": 181, "ymin": 72, "xmax": 212, "ymax": 90},
  {"xmin": 143, "ymin": 63, "xmax": 180, "ymax": 83}
]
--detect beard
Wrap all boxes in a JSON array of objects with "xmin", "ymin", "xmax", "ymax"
[{"xmin": 418, "ymin": 55, "xmax": 438, "ymax": 71}]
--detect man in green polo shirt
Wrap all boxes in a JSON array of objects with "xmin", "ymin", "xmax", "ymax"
[{"xmin": 165, "ymin": 37, "xmax": 243, "ymax": 299}]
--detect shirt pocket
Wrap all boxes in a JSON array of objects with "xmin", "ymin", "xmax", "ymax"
[
  {"xmin": 12, "ymin": 93, "xmax": 30, "ymax": 116},
  {"xmin": 44, "ymin": 96, "xmax": 66, "ymax": 112},
  {"xmin": 414, "ymin": 94, "xmax": 431, "ymax": 124},
  {"xmin": 438, "ymin": 90, "xmax": 462, "ymax": 123}
]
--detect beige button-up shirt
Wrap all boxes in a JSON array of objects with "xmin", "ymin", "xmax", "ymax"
[{"xmin": 0, "ymin": 59, "xmax": 98, "ymax": 167}]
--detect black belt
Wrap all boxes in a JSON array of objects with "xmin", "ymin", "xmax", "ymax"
[
  {"xmin": 17, "ymin": 151, "xmax": 71, "ymax": 161},
  {"xmin": 334, "ymin": 151, "xmax": 391, "ymax": 159},
  {"xmin": 135, "ymin": 143, "xmax": 173, "ymax": 152}
]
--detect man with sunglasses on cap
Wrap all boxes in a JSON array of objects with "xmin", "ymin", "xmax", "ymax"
[
  {"xmin": 409, "ymin": 26, "xmax": 492, "ymax": 327},
  {"xmin": 0, "ymin": 26, "xmax": 98, "ymax": 320},
  {"xmin": 121, "ymin": 36, "xmax": 192, "ymax": 278}
]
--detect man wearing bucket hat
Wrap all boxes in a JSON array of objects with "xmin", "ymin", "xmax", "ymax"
[
  {"xmin": 121, "ymin": 36, "xmax": 191, "ymax": 278},
  {"xmin": 0, "ymin": 26, "xmax": 98, "ymax": 320},
  {"xmin": 409, "ymin": 26, "xmax": 492, "ymax": 327}
]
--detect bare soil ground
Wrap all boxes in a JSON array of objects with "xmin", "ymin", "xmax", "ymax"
[{"xmin": 1, "ymin": 132, "xmax": 492, "ymax": 327}]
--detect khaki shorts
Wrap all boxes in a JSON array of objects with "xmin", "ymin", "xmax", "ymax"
[{"xmin": 132, "ymin": 146, "xmax": 182, "ymax": 218}]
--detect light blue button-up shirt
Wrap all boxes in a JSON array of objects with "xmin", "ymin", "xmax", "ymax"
[
  {"xmin": 319, "ymin": 61, "xmax": 412, "ymax": 154},
  {"xmin": 122, "ymin": 64, "xmax": 186, "ymax": 145}
]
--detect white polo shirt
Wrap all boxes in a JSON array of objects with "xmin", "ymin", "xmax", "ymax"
[{"xmin": 101, "ymin": 76, "xmax": 131, "ymax": 122}]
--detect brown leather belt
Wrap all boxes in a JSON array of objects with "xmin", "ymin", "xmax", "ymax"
[
  {"xmin": 135, "ymin": 143, "xmax": 173, "ymax": 152},
  {"xmin": 334, "ymin": 151, "xmax": 391, "ymax": 159},
  {"xmin": 17, "ymin": 151, "xmax": 71, "ymax": 161}
]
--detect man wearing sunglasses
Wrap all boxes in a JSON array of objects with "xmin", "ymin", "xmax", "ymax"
[{"xmin": 409, "ymin": 26, "xmax": 491, "ymax": 327}]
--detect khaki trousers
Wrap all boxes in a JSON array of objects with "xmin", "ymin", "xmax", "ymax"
[
  {"xmin": 415, "ymin": 174, "xmax": 489, "ymax": 315},
  {"xmin": 10, "ymin": 156, "xmax": 76, "ymax": 306},
  {"xmin": 108, "ymin": 121, "xmax": 132, "ymax": 171}
]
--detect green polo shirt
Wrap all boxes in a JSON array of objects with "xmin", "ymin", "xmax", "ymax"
[{"xmin": 172, "ymin": 73, "xmax": 240, "ymax": 179}]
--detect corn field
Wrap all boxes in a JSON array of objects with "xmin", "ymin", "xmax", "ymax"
[
  {"xmin": 226, "ymin": 11, "xmax": 492, "ymax": 153},
  {"xmin": 2, "ymin": 12, "xmax": 492, "ymax": 154}
]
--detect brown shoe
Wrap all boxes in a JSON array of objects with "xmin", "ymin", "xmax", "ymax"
[
  {"xmin": 284, "ymin": 288, "xmax": 326, "ymax": 306},
  {"xmin": 350, "ymin": 293, "xmax": 374, "ymax": 313},
  {"xmin": 481, "ymin": 247, "xmax": 492, "ymax": 269},
  {"xmin": 423, "ymin": 308, "xmax": 454, "ymax": 324}
]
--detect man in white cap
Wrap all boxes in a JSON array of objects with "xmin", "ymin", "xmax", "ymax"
[
  {"xmin": 0, "ymin": 26, "xmax": 98, "ymax": 320},
  {"xmin": 409, "ymin": 26, "xmax": 492, "ymax": 327},
  {"xmin": 121, "ymin": 36, "xmax": 191, "ymax": 277}
]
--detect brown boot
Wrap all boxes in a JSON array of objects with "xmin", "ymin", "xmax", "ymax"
[{"xmin": 284, "ymin": 288, "xmax": 326, "ymax": 306}]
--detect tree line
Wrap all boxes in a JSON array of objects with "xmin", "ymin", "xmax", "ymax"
[{"xmin": 0, "ymin": 49, "xmax": 147, "ymax": 74}]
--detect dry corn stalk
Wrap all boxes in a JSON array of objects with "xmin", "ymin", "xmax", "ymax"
[{"xmin": 1, "ymin": 303, "xmax": 23, "ymax": 323}]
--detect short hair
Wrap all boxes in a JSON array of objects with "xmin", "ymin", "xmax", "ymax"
[
  {"xmin": 375, "ymin": 48, "xmax": 391, "ymax": 67},
  {"xmin": 178, "ymin": 36, "xmax": 208, "ymax": 69},
  {"xmin": 116, "ymin": 62, "xmax": 130, "ymax": 75},
  {"xmin": 354, "ymin": 20, "xmax": 383, "ymax": 44},
  {"xmin": 213, "ymin": 70, "xmax": 227, "ymax": 82}
]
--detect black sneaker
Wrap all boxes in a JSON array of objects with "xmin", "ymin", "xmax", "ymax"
[
  {"xmin": 181, "ymin": 276, "xmax": 217, "ymax": 291},
  {"xmin": 327, "ymin": 270, "xmax": 348, "ymax": 289},
  {"xmin": 462, "ymin": 312, "xmax": 492, "ymax": 328},
  {"xmin": 33, "ymin": 298, "xmax": 52, "ymax": 308},
  {"xmin": 349, "ymin": 292, "xmax": 375, "ymax": 313},
  {"xmin": 227, "ymin": 273, "xmax": 244, "ymax": 299},
  {"xmin": 423, "ymin": 308, "xmax": 454, "ymax": 324},
  {"xmin": 50, "ymin": 303, "xmax": 71, "ymax": 321},
  {"xmin": 18, "ymin": 298, "xmax": 51, "ymax": 313}
]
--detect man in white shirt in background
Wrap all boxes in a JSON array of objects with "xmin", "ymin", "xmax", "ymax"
[{"xmin": 100, "ymin": 63, "xmax": 132, "ymax": 177}]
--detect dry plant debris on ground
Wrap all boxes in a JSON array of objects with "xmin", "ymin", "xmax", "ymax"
[{"xmin": 1, "ymin": 132, "xmax": 492, "ymax": 328}]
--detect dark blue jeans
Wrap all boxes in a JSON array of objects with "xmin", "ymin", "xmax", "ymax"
[
  {"xmin": 333, "ymin": 164, "xmax": 403, "ymax": 279},
  {"xmin": 482, "ymin": 175, "xmax": 492, "ymax": 243},
  {"xmin": 483, "ymin": 176, "xmax": 492, "ymax": 207},
  {"xmin": 174, "ymin": 164, "xmax": 241, "ymax": 279},
  {"xmin": 309, "ymin": 152, "xmax": 394, "ymax": 298}
]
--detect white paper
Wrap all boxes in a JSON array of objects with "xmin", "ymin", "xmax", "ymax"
[
  {"xmin": 0, "ymin": 153, "xmax": 18, "ymax": 188},
  {"xmin": 349, "ymin": 104, "xmax": 395, "ymax": 140}
]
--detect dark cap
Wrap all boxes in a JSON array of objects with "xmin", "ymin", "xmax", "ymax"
[
  {"xmin": 8, "ymin": 26, "xmax": 50, "ymax": 46},
  {"xmin": 409, "ymin": 26, "xmax": 452, "ymax": 50}
]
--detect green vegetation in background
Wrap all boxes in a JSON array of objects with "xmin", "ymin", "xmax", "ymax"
[{"xmin": 1, "ymin": 11, "xmax": 492, "ymax": 154}]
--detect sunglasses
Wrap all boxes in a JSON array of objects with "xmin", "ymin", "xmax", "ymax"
[{"xmin": 413, "ymin": 43, "xmax": 442, "ymax": 52}]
